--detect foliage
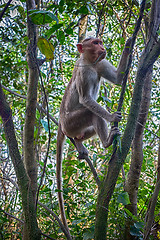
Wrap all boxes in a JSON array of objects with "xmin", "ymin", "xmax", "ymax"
[{"xmin": 0, "ymin": 0, "xmax": 160, "ymax": 239}]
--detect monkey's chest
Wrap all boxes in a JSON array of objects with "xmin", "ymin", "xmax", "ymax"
[{"xmin": 89, "ymin": 76, "xmax": 101, "ymax": 100}]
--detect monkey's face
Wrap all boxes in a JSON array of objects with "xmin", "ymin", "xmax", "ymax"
[
  {"xmin": 77, "ymin": 38, "xmax": 106, "ymax": 64},
  {"xmin": 88, "ymin": 39, "xmax": 106, "ymax": 63}
]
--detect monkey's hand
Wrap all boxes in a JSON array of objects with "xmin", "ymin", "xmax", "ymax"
[{"xmin": 110, "ymin": 111, "xmax": 122, "ymax": 122}]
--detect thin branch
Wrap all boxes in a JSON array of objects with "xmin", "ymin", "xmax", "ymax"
[
  {"xmin": 41, "ymin": 233, "xmax": 56, "ymax": 240},
  {"xmin": 36, "ymin": 63, "xmax": 51, "ymax": 209},
  {"xmin": 96, "ymin": 0, "xmax": 107, "ymax": 37},
  {"xmin": 121, "ymin": 0, "xmax": 146, "ymax": 44},
  {"xmin": 0, "ymin": 0, "xmax": 12, "ymax": 21},
  {"xmin": 78, "ymin": 154, "xmax": 101, "ymax": 187},
  {"xmin": 0, "ymin": 207, "xmax": 24, "ymax": 223},
  {"xmin": 113, "ymin": 0, "xmax": 147, "ymax": 147},
  {"xmin": 1, "ymin": 84, "xmax": 58, "ymax": 125},
  {"xmin": 38, "ymin": 201, "xmax": 71, "ymax": 239}
]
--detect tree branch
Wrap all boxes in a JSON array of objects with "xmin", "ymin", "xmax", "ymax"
[
  {"xmin": 1, "ymin": 84, "xmax": 58, "ymax": 125},
  {"xmin": 0, "ymin": 0, "xmax": 12, "ymax": 21},
  {"xmin": 143, "ymin": 179, "xmax": 160, "ymax": 240},
  {"xmin": 38, "ymin": 201, "xmax": 71, "ymax": 240},
  {"xmin": 0, "ymin": 82, "xmax": 41, "ymax": 239},
  {"xmin": 78, "ymin": 154, "xmax": 101, "ymax": 187}
]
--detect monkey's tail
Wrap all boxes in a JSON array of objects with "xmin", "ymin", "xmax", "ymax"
[{"xmin": 56, "ymin": 124, "xmax": 72, "ymax": 240}]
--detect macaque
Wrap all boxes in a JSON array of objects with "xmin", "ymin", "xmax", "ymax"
[{"xmin": 56, "ymin": 37, "xmax": 131, "ymax": 235}]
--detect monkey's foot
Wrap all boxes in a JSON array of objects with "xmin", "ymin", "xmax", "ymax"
[
  {"xmin": 74, "ymin": 139, "xmax": 88, "ymax": 159},
  {"xmin": 105, "ymin": 126, "xmax": 121, "ymax": 148}
]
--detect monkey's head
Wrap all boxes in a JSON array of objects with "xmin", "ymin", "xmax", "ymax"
[{"xmin": 77, "ymin": 37, "xmax": 106, "ymax": 64}]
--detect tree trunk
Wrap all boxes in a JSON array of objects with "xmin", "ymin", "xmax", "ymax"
[
  {"xmin": 23, "ymin": 0, "xmax": 41, "ymax": 238},
  {"xmin": 0, "ymin": 84, "xmax": 41, "ymax": 240},
  {"xmin": 124, "ymin": 0, "xmax": 160, "ymax": 238},
  {"xmin": 24, "ymin": 0, "xmax": 39, "ymax": 205},
  {"xmin": 124, "ymin": 70, "xmax": 152, "ymax": 240}
]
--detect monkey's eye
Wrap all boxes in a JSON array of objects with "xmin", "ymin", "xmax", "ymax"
[{"xmin": 93, "ymin": 41, "xmax": 99, "ymax": 45}]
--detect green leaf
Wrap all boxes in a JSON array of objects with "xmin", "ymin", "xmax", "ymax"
[
  {"xmin": 47, "ymin": 164, "xmax": 53, "ymax": 169},
  {"xmin": 41, "ymin": 118, "xmax": 49, "ymax": 132},
  {"xmin": 134, "ymin": 222, "xmax": 144, "ymax": 230},
  {"xmin": 83, "ymin": 231, "xmax": 94, "ymax": 240},
  {"xmin": 79, "ymin": 6, "xmax": 89, "ymax": 14},
  {"xmin": 113, "ymin": 134, "xmax": 121, "ymax": 152},
  {"xmin": 58, "ymin": 30, "xmax": 65, "ymax": 44},
  {"xmin": 45, "ymin": 23, "xmax": 64, "ymax": 38},
  {"xmin": 37, "ymin": 38, "xmax": 55, "ymax": 60},
  {"xmin": 29, "ymin": 10, "xmax": 58, "ymax": 25},
  {"xmin": 117, "ymin": 192, "xmax": 130, "ymax": 205},
  {"xmin": 83, "ymin": 226, "xmax": 95, "ymax": 240},
  {"xmin": 124, "ymin": 208, "xmax": 138, "ymax": 221},
  {"xmin": 130, "ymin": 225, "xmax": 142, "ymax": 237},
  {"xmin": 117, "ymin": 135, "xmax": 122, "ymax": 152}
]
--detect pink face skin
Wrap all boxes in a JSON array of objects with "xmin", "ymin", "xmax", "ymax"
[{"xmin": 77, "ymin": 38, "xmax": 106, "ymax": 64}]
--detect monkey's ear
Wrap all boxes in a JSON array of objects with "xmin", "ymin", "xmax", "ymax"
[{"xmin": 77, "ymin": 43, "xmax": 83, "ymax": 53}]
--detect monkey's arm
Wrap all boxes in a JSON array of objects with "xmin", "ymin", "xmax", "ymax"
[
  {"xmin": 98, "ymin": 38, "xmax": 131, "ymax": 85},
  {"xmin": 76, "ymin": 73, "xmax": 121, "ymax": 122}
]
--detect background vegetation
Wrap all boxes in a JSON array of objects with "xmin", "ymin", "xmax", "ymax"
[{"xmin": 0, "ymin": 0, "xmax": 160, "ymax": 239}]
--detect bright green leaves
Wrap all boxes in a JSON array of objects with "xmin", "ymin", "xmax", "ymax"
[
  {"xmin": 117, "ymin": 192, "xmax": 130, "ymax": 205},
  {"xmin": 29, "ymin": 10, "xmax": 58, "ymax": 25},
  {"xmin": 37, "ymin": 38, "xmax": 55, "ymax": 60}
]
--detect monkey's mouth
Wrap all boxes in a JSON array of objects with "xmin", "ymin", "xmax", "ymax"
[
  {"xmin": 95, "ymin": 51, "xmax": 106, "ymax": 62},
  {"xmin": 99, "ymin": 51, "xmax": 106, "ymax": 58}
]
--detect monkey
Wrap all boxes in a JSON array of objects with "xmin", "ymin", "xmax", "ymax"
[{"xmin": 56, "ymin": 37, "xmax": 131, "ymax": 237}]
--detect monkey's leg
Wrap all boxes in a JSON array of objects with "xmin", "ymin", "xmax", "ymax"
[
  {"xmin": 92, "ymin": 115, "xmax": 120, "ymax": 148},
  {"xmin": 61, "ymin": 109, "xmax": 93, "ymax": 138},
  {"xmin": 74, "ymin": 127, "xmax": 96, "ymax": 156}
]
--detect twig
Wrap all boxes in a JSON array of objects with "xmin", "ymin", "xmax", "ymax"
[
  {"xmin": 0, "ymin": 207, "xmax": 24, "ymax": 223},
  {"xmin": 0, "ymin": 0, "xmax": 12, "ymax": 21},
  {"xmin": 1, "ymin": 84, "xmax": 58, "ymax": 125},
  {"xmin": 79, "ymin": 154, "xmax": 101, "ymax": 187},
  {"xmin": 121, "ymin": 0, "xmax": 146, "ymax": 44},
  {"xmin": 36, "ymin": 63, "xmax": 51, "ymax": 209},
  {"xmin": 41, "ymin": 233, "xmax": 56, "ymax": 240},
  {"xmin": 96, "ymin": 0, "xmax": 108, "ymax": 37},
  {"xmin": 38, "ymin": 201, "xmax": 71, "ymax": 239}
]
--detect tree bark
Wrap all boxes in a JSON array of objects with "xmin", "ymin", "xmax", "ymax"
[
  {"xmin": 0, "ymin": 84, "xmax": 41, "ymax": 240},
  {"xmin": 124, "ymin": 70, "xmax": 152, "ymax": 240},
  {"xmin": 124, "ymin": 0, "xmax": 160, "ymax": 238},
  {"xmin": 23, "ymin": 0, "xmax": 41, "ymax": 238},
  {"xmin": 143, "ymin": 179, "xmax": 160, "ymax": 240},
  {"xmin": 24, "ymin": 0, "xmax": 39, "ymax": 204}
]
